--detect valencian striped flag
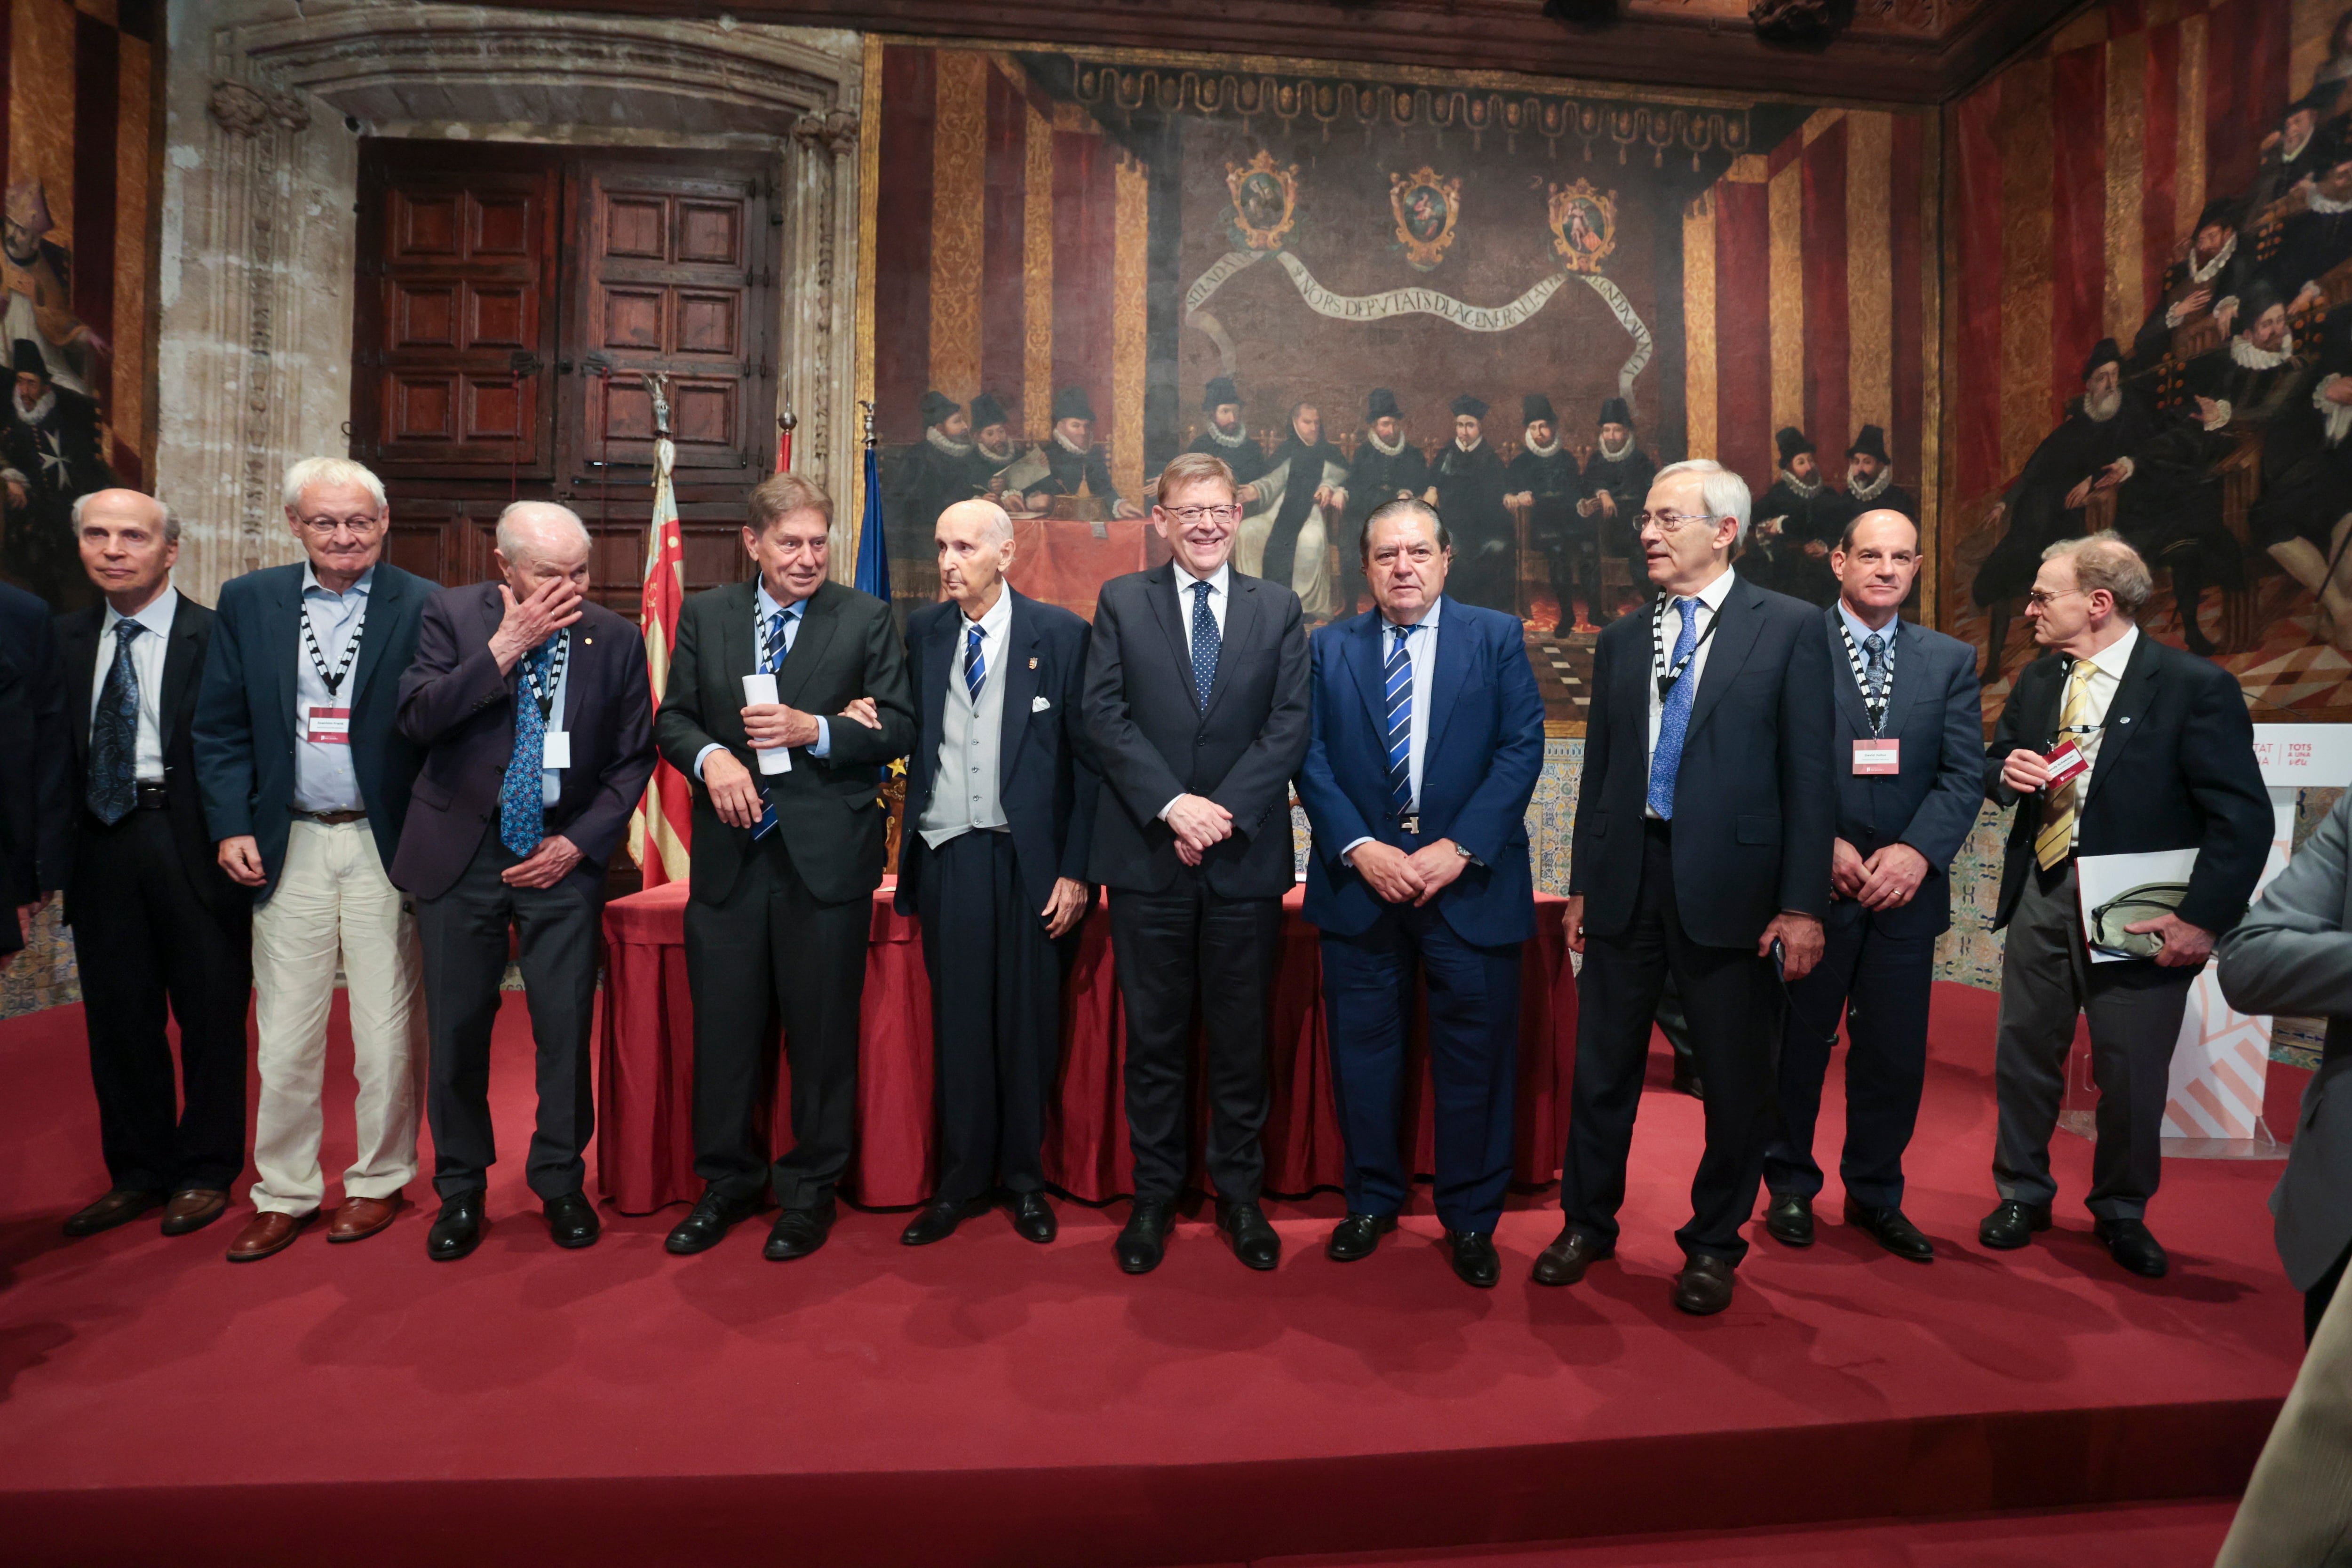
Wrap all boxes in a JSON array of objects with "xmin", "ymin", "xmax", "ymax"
[
  {"xmin": 626, "ymin": 428, "xmax": 691, "ymax": 886},
  {"xmin": 855, "ymin": 443, "xmax": 891, "ymax": 604}
]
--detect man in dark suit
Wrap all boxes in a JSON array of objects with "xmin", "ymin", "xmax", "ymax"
[
  {"xmin": 393, "ymin": 503, "xmax": 654, "ymax": 1260},
  {"xmin": 1545, "ymin": 458, "xmax": 1835, "ymax": 1315},
  {"xmin": 655, "ymin": 473, "xmax": 916, "ymax": 1261},
  {"xmin": 56, "ymin": 491, "xmax": 249, "ymax": 1241},
  {"xmin": 894, "ymin": 498, "xmax": 1099, "ymax": 1247},
  {"xmin": 195, "ymin": 457, "xmax": 429, "ymax": 1264},
  {"xmin": 0, "ymin": 573, "xmax": 65, "ymax": 967},
  {"xmin": 1760, "ymin": 509, "xmax": 1982, "ymax": 1263},
  {"xmin": 1081, "ymin": 450, "xmax": 1311, "ymax": 1274},
  {"xmin": 1295, "ymin": 499, "xmax": 1545, "ymax": 1287},
  {"xmin": 1981, "ymin": 531, "xmax": 2270, "ymax": 1279}
]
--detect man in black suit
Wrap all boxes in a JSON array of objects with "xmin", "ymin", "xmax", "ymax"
[
  {"xmin": 393, "ymin": 503, "xmax": 655, "ymax": 1260},
  {"xmin": 0, "ymin": 573, "xmax": 64, "ymax": 966},
  {"xmin": 56, "ymin": 491, "xmax": 249, "ymax": 1241},
  {"xmin": 1545, "ymin": 458, "xmax": 1835, "ymax": 1315},
  {"xmin": 1081, "ymin": 450, "xmax": 1311, "ymax": 1274},
  {"xmin": 1761, "ymin": 510, "xmax": 1982, "ymax": 1263},
  {"xmin": 894, "ymin": 498, "xmax": 1099, "ymax": 1247},
  {"xmin": 655, "ymin": 473, "xmax": 916, "ymax": 1261},
  {"xmin": 1981, "ymin": 531, "xmax": 2270, "ymax": 1279}
]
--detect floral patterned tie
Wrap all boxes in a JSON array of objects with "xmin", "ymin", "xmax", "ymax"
[
  {"xmin": 499, "ymin": 638, "xmax": 556, "ymax": 857},
  {"xmin": 87, "ymin": 619, "xmax": 143, "ymax": 824}
]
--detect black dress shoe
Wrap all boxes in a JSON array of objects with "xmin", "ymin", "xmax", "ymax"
[
  {"xmin": 64, "ymin": 1188, "xmax": 164, "ymax": 1238},
  {"xmin": 1117, "ymin": 1199, "xmax": 1173, "ymax": 1274},
  {"xmin": 900, "ymin": 1196, "xmax": 980, "ymax": 1247},
  {"xmin": 1217, "ymin": 1199, "xmax": 1281, "ymax": 1271},
  {"xmin": 1531, "ymin": 1224, "xmax": 1614, "ymax": 1286},
  {"xmin": 1764, "ymin": 1192, "xmax": 1815, "ymax": 1248},
  {"xmin": 764, "ymin": 1200, "xmax": 835, "ymax": 1261},
  {"xmin": 1673, "ymin": 1253, "xmax": 1737, "ymax": 1315},
  {"xmin": 1446, "ymin": 1229, "xmax": 1501, "ymax": 1289},
  {"xmin": 1671, "ymin": 1061, "xmax": 1706, "ymax": 1100},
  {"xmin": 1010, "ymin": 1192, "xmax": 1056, "ymax": 1244},
  {"xmin": 543, "ymin": 1191, "xmax": 600, "ymax": 1250},
  {"xmin": 1844, "ymin": 1197, "xmax": 1933, "ymax": 1262},
  {"xmin": 2094, "ymin": 1216, "xmax": 2169, "ymax": 1279},
  {"xmin": 427, "ymin": 1193, "xmax": 485, "ymax": 1262},
  {"xmin": 1979, "ymin": 1199, "xmax": 2053, "ymax": 1250},
  {"xmin": 1326, "ymin": 1211, "xmax": 1398, "ymax": 1262},
  {"xmin": 665, "ymin": 1188, "xmax": 759, "ymax": 1256}
]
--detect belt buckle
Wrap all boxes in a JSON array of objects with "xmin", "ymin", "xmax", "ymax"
[{"xmin": 1398, "ymin": 812, "xmax": 1421, "ymax": 836}]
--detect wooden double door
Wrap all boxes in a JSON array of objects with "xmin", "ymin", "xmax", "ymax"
[{"xmin": 352, "ymin": 140, "xmax": 782, "ymax": 613}]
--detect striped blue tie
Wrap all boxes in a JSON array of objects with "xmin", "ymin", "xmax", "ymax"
[
  {"xmin": 1384, "ymin": 622, "xmax": 1422, "ymax": 817},
  {"xmin": 766, "ymin": 609, "xmax": 789, "ymax": 675},
  {"xmin": 964, "ymin": 622, "xmax": 985, "ymax": 702}
]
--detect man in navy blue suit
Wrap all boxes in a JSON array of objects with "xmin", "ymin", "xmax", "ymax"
[
  {"xmin": 1761, "ymin": 509, "xmax": 1982, "ymax": 1263},
  {"xmin": 1296, "ymin": 499, "xmax": 1545, "ymax": 1287}
]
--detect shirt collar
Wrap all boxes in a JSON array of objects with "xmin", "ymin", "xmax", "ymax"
[
  {"xmin": 301, "ymin": 563, "xmax": 374, "ymax": 599},
  {"xmin": 963, "ymin": 586, "xmax": 1014, "ymax": 639},
  {"xmin": 2080, "ymin": 622, "xmax": 2138, "ymax": 677},
  {"xmin": 101, "ymin": 584, "xmax": 178, "ymax": 640},
  {"xmin": 1175, "ymin": 559, "xmax": 1230, "ymax": 597},
  {"xmin": 1836, "ymin": 599, "xmax": 1898, "ymax": 651},
  {"xmin": 757, "ymin": 582, "xmax": 811, "ymax": 622},
  {"xmin": 1384, "ymin": 595, "xmax": 1443, "ymax": 635},
  {"xmin": 1673, "ymin": 565, "xmax": 1736, "ymax": 612}
]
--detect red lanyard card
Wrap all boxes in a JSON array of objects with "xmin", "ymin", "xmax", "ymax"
[
  {"xmin": 304, "ymin": 704, "xmax": 352, "ymax": 744},
  {"xmin": 2042, "ymin": 739, "xmax": 2089, "ymax": 789}
]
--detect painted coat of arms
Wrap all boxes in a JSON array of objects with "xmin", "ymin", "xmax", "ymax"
[
  {"xmin": 1548, "ymin": 179, "xmax": 1618, "ymax": 273},
  {"xmin": 1225, "ymin": 151, "xmax": 1300, "ymax": 251},
  {"xmin": 1388, "ymin": 167, "xmax": 1461, "ymax": 271}
]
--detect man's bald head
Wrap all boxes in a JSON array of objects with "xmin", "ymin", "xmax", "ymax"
[
  {"xmin": 494, "ymin": 501, "xmax": 592, "ymax": 601},
  {"xmin": 1837, "ymin": 508, "xmax": 1918, "ymax": 557},
  {"xmin": 77, "ymin": 486, "xmax": 179, "ymax": 612},
  {"xmin": 1832, "ymin": 508, "xmax": 1921, "ymax": 626},
  {"xmin": 939, "ymin": 498, "xmax": 1014, "ymax": 545},
  {"xmin": 937, "ymin": 498, "xmax": 1016, "ymax": 615}
]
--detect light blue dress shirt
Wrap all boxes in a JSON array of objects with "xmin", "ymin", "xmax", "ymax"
[{"xmin": 292, "ymin": 565, "xmax": 371, "ymax": 813}]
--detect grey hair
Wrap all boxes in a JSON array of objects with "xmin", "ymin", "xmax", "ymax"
[
  {"xmin": 281, "ymin": 456, "xmax": 388, "ymax": 513},
  {"xmin": 71, "ymin": 489, "xmax": 178, "ymax": 544},
  {"xmin": 1651, "ymin": 458, "xmax": 1751, "ymax": 546},
  {"xmin": 496, "ymin": 501, "xmax": 591, "ymax": 563},
  {"xmin": 1360, "ymin": 497, "xmax": 1452, "ymax": 561},
  {"xmin": 2043, "ymin": 529, "xmax": 2153, "ymax": 617}
]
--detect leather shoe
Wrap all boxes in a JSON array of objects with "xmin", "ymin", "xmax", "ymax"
[
  {"xmin": 1764, "ymin": 1192, "xmax": 1815, "ymax": 1247},
  {"xmin": 1009, "ymin": 1192, "xmax": 1056, "ymax": 1244},
  {"xmin": 2094, "ymin": 1216, "xmax": 2170, "ymax": 1279},
  {"xmin": 1845, "ymin": 1197, "xmax": 1934, "ymax": 1262},
  {"xmin": 1671, "ymin": 1060, "xmax": 1706, "ymax": 1100},
  {"xmin": 543, "ymin": 1191, "xmax": 600, "ymax": 1250},
  {"xmin": 900, "ymin": 1196, "xmax": 981, "ymax": 1247},
  {"xmin": 1530, "ymin": 1224, "xmax": 1613, "ymax": 1286},
  {"xmin": 1672, "ymin": 1253, "xmax": 1738, "ymax": 1315},
  {"xmin": 160, "ymin": 1188, "xmax": 230, "ymax": 1237},
  {"xmin": 1978, "ymin": 1199, "xmax": 2053, "ymax": 1250},
  {"xmin": 225, "ymin": 1209, "xmax": 312, "ymax": 1262},
  {"xmin": 427, "ymin": 1193, "xmax": 485, "ymax": 1261},
  {"xmin": 1446, "ymin": 1229, "xmax": 1501, "ymax": 1289},
  {"xmin": 665, "ymin": 1188, "xmax": 758, "ymax": 1256},
  {"xmin": 1326, "ymin": 1211, "xmax": 1398, "ymax": 1262},
  {"xmin": 326, "ymin": 1194, "xmax": 399, "ymax": 1244},
  {"xmin": 763, "ymin": 1200, "xmax": 834, "ymax": 1261},
  {"xmin": 1116, "ymin": 1199, "xmax": 1173, "ymax": 1274},
  {"xmin": 64, "ymin": 1188, "xmax": 163, "ymax": 1238},
  {"xmin": 1217, "ymin": 1198, "xmax": 1281, "ymax": 1271}
]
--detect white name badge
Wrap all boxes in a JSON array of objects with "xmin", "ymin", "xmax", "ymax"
[
  {"xmin": 740, "ymin": 673, "xmax": 790, "ymax": 774},
  {"xmin": 304, "ymin": 705, "xmax": 352, "ymax": 744},
  {"xmin": 540, "ymin": 730, "xmax": 572, "ymax": 770},
  {"xmin": 1851, "ymin": 738, "xmax": 1900, "ymax": 775}
]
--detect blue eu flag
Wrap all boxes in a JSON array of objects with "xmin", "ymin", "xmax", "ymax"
[{"xmin": 855, "ymin": 445, "xmax": 891, "ymax": 605}]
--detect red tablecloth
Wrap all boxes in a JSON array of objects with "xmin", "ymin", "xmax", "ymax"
[
  {"xmin": 596, "ymin": 880, "xmax": 1579, "ymax": 1213},
  {"xmin": 1001, "ymin": 515, "xmax": 1155, "ymax": 621}
]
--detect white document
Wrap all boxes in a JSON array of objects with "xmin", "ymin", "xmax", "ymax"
[
  {"xmin": 740, "ymin": 673, "xmax": 791, "ymax": 774},
  {"xmin": 540, "ymin": 730, "xmax": 572, "ymax": 770},
  {"xmin": 2075, "ymin": 848, "xmax": 2199, "ymax": 965}
]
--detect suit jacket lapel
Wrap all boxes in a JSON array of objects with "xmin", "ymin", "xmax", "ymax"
[
  {"xmin": 1685, "ymin": 577, "xmax": 1763, "ymax": 742},
  {"xmin": 1876, "ymin": 619, "xmax": 1923, "ymax": 740},
  {"xmin": 776, "ymin": 584, "xmax": 841, "ymax": 710},
  {"xmin": 719, "ymin": 580, "xmax": 756, "ymax": 696},
  {"xmin": 347, "ymin": 567, "xmax": 406, "ymax": 704},
  {"xmin": 1422, "ymin": 600, "xmax": 1472, "ymax": 761},
  {"xmin": 275, "ymin": 568, "xmax": 303, "ymax": 740},
  {"xmin": 1346, "ymin": 612, "xmax": 1389, "ymax": 742},
  {"xmin": 2084, "ymin": 633, "xmax": 2161, "ymax": 804},
  {"xmin": 917, "ymin": 605, "xmax": 955, "ymax": 803},
  {"xmin": 1822, "ymin": 608, "xmax": 1873, "ymax": 739},
  {"xmin": 159, "ymin": 606, "xmax": 203, "ymax": 751},
  {"xmin": 1200, "ymin": 574, "xmax": 1257, "ymax": 725},
  {"xmin": 1142, "ymin": 563, "xmax": 1195, "ymax": 708},
  {"xmin": 60, "ymin": 607, "xmax": 99, "ymax": 761},
  {"xmin": 999, "ymin": 592, "xmax": 1042, "ymax": 790}
]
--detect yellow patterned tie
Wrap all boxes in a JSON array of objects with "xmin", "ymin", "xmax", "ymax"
[{"xmin": 2033, "ymin": 657, "xmax": 2098, "ymax": 870}]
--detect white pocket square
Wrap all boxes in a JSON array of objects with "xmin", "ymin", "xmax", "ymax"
[{"xmin": 1032, "ymin": 695, "xmax": 1052, "ymax": 712}]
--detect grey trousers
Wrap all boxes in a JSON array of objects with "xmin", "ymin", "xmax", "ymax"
[{"xmin": 1991, "ymin": 861, "xmax": 2194, "ymax": 1221}]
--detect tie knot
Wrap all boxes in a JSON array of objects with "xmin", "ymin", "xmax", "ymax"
[
  {"xmin": 1192, "ymin": 580, "xmax": 1212, "ymax": 604},
  {"xmin": 967, "ymin": 622, "xmax": 983, "ymax": 645},
  {"xmin": 1864, "ymin": 632, "xmax": 1883, "ymax": 656},
  {"xmin": 2071, "ymin": 656, "xmax": 2097, "ymax": 681},
  {"xmin": 113, "ymin": 618, "xmax": 142, "ymax": 642},
  {"xmin": 1675, "ymin": 596, "xmax": 1699, "ymax": 622}
]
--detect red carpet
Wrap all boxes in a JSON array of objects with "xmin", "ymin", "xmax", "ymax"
[{"xmin": 0, "ymin": 984, "xmax": 2298, "ymax": 1567}]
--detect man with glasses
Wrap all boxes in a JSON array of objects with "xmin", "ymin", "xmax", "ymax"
[
  {"xmin": 1979, "ymin": 531, "xmax": 2267, "ymax": 1279},
  {"xmin": 194, "ymin": 457, "xmax": 430, "ymax": 1262},
  {"xmin": 1081, "ymin": 451, "xmax": 1311, "ymax": 1274},
  {"xmin": 1544, "ymin": 459, "xmax": 1834, "ymax": 1315}
]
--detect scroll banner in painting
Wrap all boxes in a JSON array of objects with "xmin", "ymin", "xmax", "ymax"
[{"xmin": 1184, "ymin": 249, "xmax": 1653, "ymax": 398}]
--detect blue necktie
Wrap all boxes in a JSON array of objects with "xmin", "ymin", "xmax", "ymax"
[
  {"xmin": 499, "ymin": 638, "xmax": 555, "ymax": 857},
  {"xmin": 964, "ymin": 622, "xmax": 986, "ymax": 703},
  {"xmin": 766, "ymin": 609, "xmax": 790, "ymax": 675},
  {"xmin": 87, "ymin": 619, "xmax": 143, "ymax": 824},
  {"xmin": 1384, "ymin": 622, "xmax": 1421, "ymax": 817},
  {"xmin": 1645, "ymin": 597, "xmax": 1701, "ymax": 819},
  {"xmin": 1189, "ymin": 580, "xmax": 1219, "ymax": 708}
]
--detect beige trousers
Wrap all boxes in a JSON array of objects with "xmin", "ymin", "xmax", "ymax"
[
  {"xmin": 247, "ymin": 820, "xmax": 425, "ymax": 1217},
  {"xmin": 2217, "ymin": 1265, "xmax": 2352, "ymax": 1566}
]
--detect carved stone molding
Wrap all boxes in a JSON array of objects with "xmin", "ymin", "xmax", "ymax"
[
  {"xmin": 792, "ymin": 108, "xmax": 859, "ymax": 157},
  {"xmin": 207, "ymin": 78, "xmax": 311, "ymax": 137}
]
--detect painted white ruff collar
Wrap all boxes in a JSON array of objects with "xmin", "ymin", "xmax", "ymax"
[
  {"xmin": 925, "ymin": 427, "xmax": 973, "ymax": 458},
  {"xmin": 1205, "ymin": 421, "xmax": 1251, "ymax": 448},
  {"xmin": 1596, "ymin": 434, "xmax": 1635, "ymax": 462},
  {"xmin": 2187, "ymin": 233, "xmax": 2237, "ymax": 285},
  {"xmin": 1779, "ymin": 469, "xmax": 1821, "ymax": 499},
  {"xmin": 1523, "ymin": 433, "xmax": 1561, "ymax": 458},
  {"xmin": 1364, "ymin": 428, "xmax": 1407, "ymax": 457},
  {"xmin": 1848, "ymin": 464, "xmax": 1893, "ymax": 504},
  {"xmin": 2232, "ymin": 333, "xmax": 2296, "ymax": 370},
  {"xmin": 1052, "ymin": 429, "xmax": 1089, "ymax": 455}
]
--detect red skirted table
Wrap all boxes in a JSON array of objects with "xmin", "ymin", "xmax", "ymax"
[{"xmin": 596, "ymin": 880, "xmax": 1578, "ymax": 1213}]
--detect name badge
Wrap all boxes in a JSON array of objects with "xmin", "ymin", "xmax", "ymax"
[
  {"xmin": 2042, "ymin": 740, "xmax": 2090, "ymax": 788},
  {"xmin": 304, "ymin": 705, "xmax": 351, "ymax": 744},
  {"xmin": 1851, "ymin": 739, "xmax": 1900, "ymax": 775},
  {"xmin": 541, "ymin": 730, "xmax": 572, "ymax": 770}
]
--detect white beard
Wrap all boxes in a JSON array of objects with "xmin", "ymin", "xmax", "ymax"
[
  {"xmin": 1848, "ymin": 464, "xmax": 1893, "ymax": 503},
  {"xmin": 1364, "ymin": 428, "xmax": 1407, "ymax": 457},
  {"xmin": 2188, "ymin": 233, "xmax": 2237, "ymax": 285},
  {"xmin": 1205, "ymin": 421, "xmax": 1250, "ymax": 448},
  {"xmin": 1596, "ymin": 434, "xmax": 1635, "ymax": 462},
  {"xmin": 1052, "ymin": 429, "xmax": 1089, "ymax": 455},
  {"xmin": 1523, "ymin": 432, "xmax": 1560, "ymax": 458},
  {"xmin": 2083, "ymin": 385, "xmax": 2124, "ymax": 423},
  {"xmin": 925, "ymin": 427, "xmax": 973, "ymax": 458},
  {"xmin": 2232, "ymin": 332, "xmax": 2295, "ymax": 370},
  {"xmin": 1779, "ymin": 468, "xmax": 1821, "ymax": 499},
  {"xmin": 12, "ymin": 387, "xmax": 52, "ymax": 426}
]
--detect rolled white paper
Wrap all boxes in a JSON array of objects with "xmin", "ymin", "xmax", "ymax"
[{"xmin": 741, "ymin": 673, "xmax": 791, "ymax": 773}]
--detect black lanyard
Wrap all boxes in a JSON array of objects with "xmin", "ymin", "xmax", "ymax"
[
  {"xmin": 1838, "ymin": 623, "xmax": 1895, "ymax": 735},
  {"xmin": 520, "ymin": 631, "xmax": 568, "ymax": 722},
  {"xmin": 301, "ymin": 598, "xmax": 366, "ymax": 698},
  {"xmin": 1650, "ymin": 596, "xmax": 1720, "ymax": 700}
]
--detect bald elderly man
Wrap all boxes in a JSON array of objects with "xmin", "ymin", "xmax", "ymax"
[
  {"xmin": 893, "ymin": 499, "xmax": 1099, "ymax": 1246},
  {"xmin": 393, "ymin": 502, "xmax": 654, "ymax": 1260}
]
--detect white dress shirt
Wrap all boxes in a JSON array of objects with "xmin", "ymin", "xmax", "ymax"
[
  {"xmin": 1644, "ymin": 565, "xmax": 1738, "ymax": 818},
  {"xmin": 293, "ymin": 565, "xmax": 370, "ymax": 814},
  {"xmin": 692, "ymin": 582, "xmax": 834, "ymax": 780},
  {"xmin": 93, "ymin": 585, "xmax": 177, "ymax": 783},
  {"xmin": 1159, "ymin": 559, "xmax": 1233, "ymax": 821},
  {"xmin": 524, "ymin": 629, "xmax": 570, "ymax": 809},
  {"xmin": 2061, "ymin": 621, "xmax": 2138, "ymax": 848},
  {"xmin": 1340, "ymin": 596, "xmax": 1443, "ymax": 860}
]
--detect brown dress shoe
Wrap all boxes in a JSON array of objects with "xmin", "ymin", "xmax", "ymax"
[
  {"xmin": 225, "ymin": 1210, "xmax": 314, "ymax": 1263},
  {"xmin": 1530, "ymin": 1225, "xmax": 1614, "ymax": 1286},
  {"xmin": 63, "ymin": 1188, "xmax": 164, "ymax": 1238},
  {"xmin": 327, "ymin": 1194, "xmax": 400, "ymax": 1244},
  {"xmin": 160, "ymin": 1189, "xmax": 230, "ymax": 1236},
  {"xmin": 1672, "ymin": 1253, "xmax": 1738, "ymax": 1316}
]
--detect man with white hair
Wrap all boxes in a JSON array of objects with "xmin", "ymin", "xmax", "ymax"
[
  {"xmin": 392, "ymin": 502, "xmax": 655, "ymax": 1260},
  {"xmin": 195, "ymin": 456, "xmax": 431, "ymax": 1262},
  {"xmin": 1544, "ymin": 458, "xmax": 1835, "ymax": 1315}
]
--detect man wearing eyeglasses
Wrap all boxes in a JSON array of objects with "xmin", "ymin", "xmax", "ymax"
[
  {"xmin": 194, "ymin": 457, "xmax": 431, "ymax": 1263},
  {"xmin": 1979, "ymin": 531, "xmax": 2268, "ymax": 1279},
  {"xmin": 1545, "ymin": 459, "xmax": 1835, "ymax": 1315},
  {"xmin": 1082, "ymin": 451, "xmax": 1311, "ymax": 1274}
]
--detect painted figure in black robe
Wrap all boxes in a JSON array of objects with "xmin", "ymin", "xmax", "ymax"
[
  {"xmin": 1578, "ymin": 398, "xmax": 1653, "ymax": 626},
  {"xmin": 1339, "ymin": 387, "xmax": 1427, "ymax": 619},
  {"xmin": 1427, "ymin": 393, "xmax": 1515, "ymax": 615},
  {"xmin": 1504, "ymin": 392, "xmax": 1588, "ymax": 631}
]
